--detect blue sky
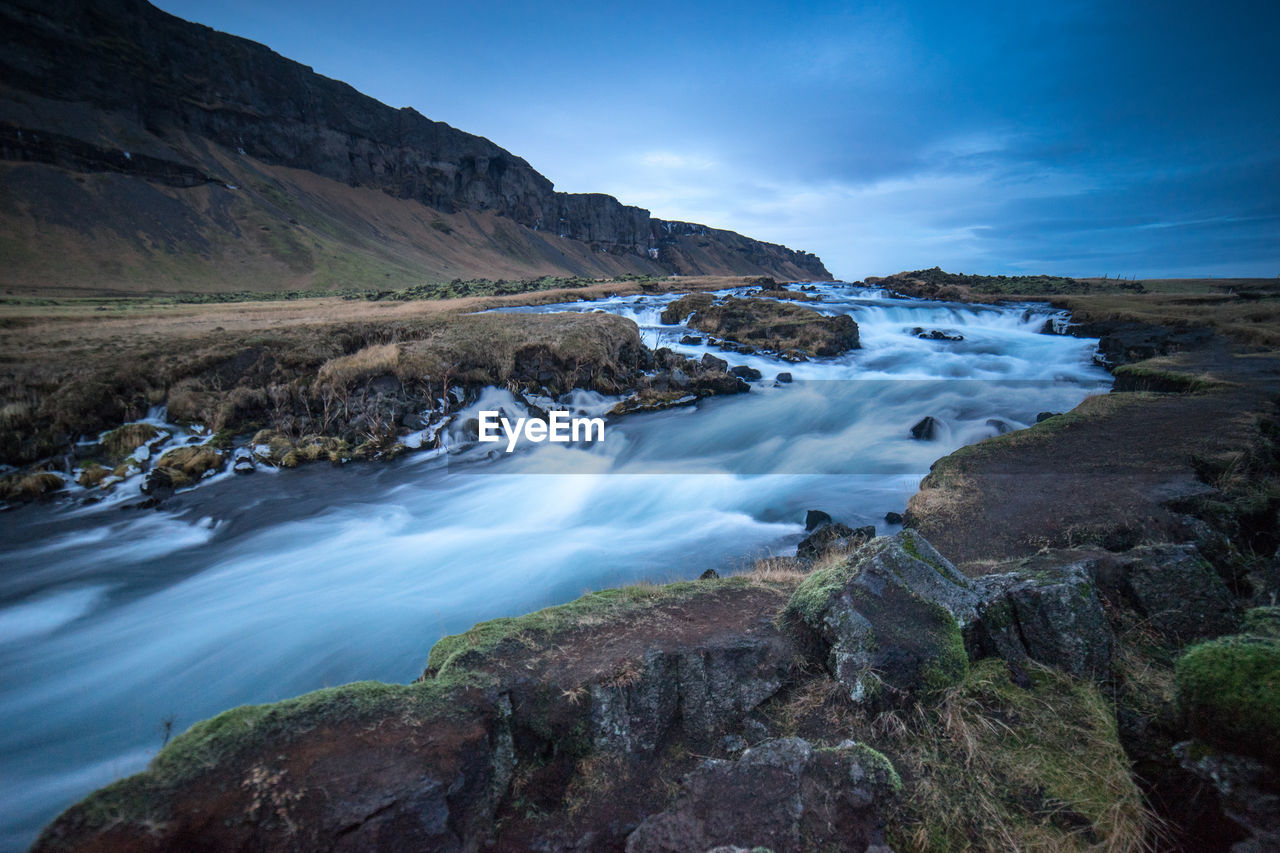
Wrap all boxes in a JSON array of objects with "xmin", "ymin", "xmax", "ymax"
[{"xmin": 154, "ymin": 0, "xmax": 1278, "ymax": 280}]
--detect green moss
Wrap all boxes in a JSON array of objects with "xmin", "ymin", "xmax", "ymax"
[
  {"xmin": 1176, "ymin": 635, "xmax": 1280, "ymax": 763},
  {"xmin": 428, "ymin": 578, "xmax": 757, "ymax": 677},
  {"xmin": 1242, "ymin": 606, "xmax": 1280, "ymax": 639},
  {"xmin": 820, "ymin": 742, "xmax": 903, "ymax": 793},
  {"xmin": 786, "ymin": 555, "xmax": 860, "ymax": 626},
  {"xmin": 49, "ymin": 672, "xmax": 492, "ymax": 837},
  {"xmin": 1112, "ymin": 363, "xmax": 1222, "ymax": 394},
  {"xmin": 918, "ymin": 608, "xmax": 969, "ymax": 694}
]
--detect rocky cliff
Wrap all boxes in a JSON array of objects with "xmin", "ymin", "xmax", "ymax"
[{"xmin": 0, "ymin": 0, "xmax": 831, "ymax": 290}]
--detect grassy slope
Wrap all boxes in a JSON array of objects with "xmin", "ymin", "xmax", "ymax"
[{"xmin": 0, "ymin": 154, "xmax": 667, "ymax": 296}]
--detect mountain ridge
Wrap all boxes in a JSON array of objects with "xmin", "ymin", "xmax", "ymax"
[{"xmin": 0, "ymin": 0, "xmax": 832, "ymax": 291}]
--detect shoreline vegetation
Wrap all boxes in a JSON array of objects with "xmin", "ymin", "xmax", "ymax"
[
  {"xmin": 18, "ymin": 270, "xmax": 1280, "ymax": 851},
  {"xmin": 0, "ymin": 274, "xmax": 785, "ymax": 501}
]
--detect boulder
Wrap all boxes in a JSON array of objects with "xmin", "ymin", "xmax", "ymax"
[
  {"xmin": 796, "ymin": 523, "xmax": 879, "ymax": 563},
  {"xmin": 729, "ymin": 365, "xmax": 762, "ymax": 381},
  {"xmin": 232, "ymin": 447, "xmax": 255, "ymax": 474},
  {"xmin": 1176, "ymin": 635, "xmax": 1280, "ymax": 765},
  {"xmin": 985, "ymin": 418, "xmax": 1013, "ymax": 435},
  {"xmin": 700, "ymin": 352, "xmax": 728, "ymax": 372},
  {"xmin": 625, "ymin": 738, "xmax": 899, "ymax": 853},
  {"xmin": 911, "ymin": 327, "xmax": 965, "ymax": 342},
  {"xmin": 680, "ymin": 335, "xmax": 703, "ymax": 345},
  {"xmin": 973, "ymin": 559, "xmax": 1115, "ymax": 680},
  {"xmin": 786, "ymin": 531, "xmax": 981, "ymax": 704},
  {"xmin": 910, "ymin": 416, "xmax": 940, "ymax": 440},
  {"xmin": 884, "ymin": 511, "xmax": 903, "ymax": 525},
  {"xmin": 149, "ymin": 445, "xmax": 224, "ymax": 488},
  {"xmin": 805, "ymin": 509, "xmax": 833, "ymax": 531},
  {"xmin": 775, "ymin": 372, "xmax": 793, "ymax": 383},
  {"xmin": 796, "ymin": 522, "xmax": 854, "ymax": 562},
  {"xmin": 34, "ymin": 682, "xmax": 516, "ymax": 853},
  {"xmin": 1097, "ymin": 545, "xmax": 1238, "ymax": 643}
]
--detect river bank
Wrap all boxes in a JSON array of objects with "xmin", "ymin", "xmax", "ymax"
[
  {"xmin": 11, "ymin": 276, "xmax": 1280, "ymax": 851},
  {"xmin": 1, "ymin": 281, "xmax": 1112, "ymax": 849}
]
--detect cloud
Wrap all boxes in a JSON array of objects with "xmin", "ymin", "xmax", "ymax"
[{"xmin": 153, "ymin": 0, "xmax": 1280, "ymax": 278}]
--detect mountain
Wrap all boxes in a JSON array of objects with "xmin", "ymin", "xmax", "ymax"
[{"xmin": 0, "ymin": 0, "xmax": 831, "ymax": 293}]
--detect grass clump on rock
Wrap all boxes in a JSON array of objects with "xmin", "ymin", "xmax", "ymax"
[
  {"xmin": 1176, "ymin": 634, "xmax": 1280, "ymax": 764},
  {"xmin": 40, "ymin": 674, "xmax": 493, "ymax": 841},
  {"xmin": 883, "ymin": 659, "xmax": 1151, "ymax": 851},
  {"xmin": 153, "ymin": 445, "xmax": 223, "ymax": 486},
  {"xmin": 425, "ymin": 578, "xmax": 762, "ymax": 678},
  {"xmin": 100, "ymin": 422, "xmax": 161, "ymax": 459},
  {"xmin": 0, "ymin": 470, "xmax": 64, "ymax": 500}
]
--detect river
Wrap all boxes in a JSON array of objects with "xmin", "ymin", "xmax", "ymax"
[{"xmin": 0, "ymin": 284, "xmax": 1109, "ymax": 850}]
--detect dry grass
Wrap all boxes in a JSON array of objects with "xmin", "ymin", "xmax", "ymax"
[
  {"xmin": 746, "ymin": 555, "xmax": 810, "ymax": 583},
  {"xmin": 153, "ymin": 446, "xmax": 223, "ymax": 486},
  {"xmin": 317, "ymin": 343, "xmax": 400, "ymax": 387},
  {"xmin": 100, "ymin": 422, "xmax": 162, "ymax": 459},
  {"xmin": 0, "ymin": 470, "xmax": 64, "ymax": 500},
  {"xmin": 1038, "ymin": 289, "xmax": 1280, "ymax": 348},
  {"xmin": 757, "ymin": 656, "xmax": 1157, "ymax": 851},
  {"xmin": 0, "ymin": 281, "xmax": 711, "ymax": 466},
  {"xmin": 884, "ymin": 660, "xmax": 1157, "ymax": 852}
]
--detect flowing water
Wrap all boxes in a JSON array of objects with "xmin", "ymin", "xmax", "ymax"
[{"xmin": 0, "ymin": 284, "xmax": 1109, "ymax": 849}]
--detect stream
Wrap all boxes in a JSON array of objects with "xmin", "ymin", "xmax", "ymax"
[{"xmin": 0, "ymin": 284, "xmax": 1110, "ymax": 850}]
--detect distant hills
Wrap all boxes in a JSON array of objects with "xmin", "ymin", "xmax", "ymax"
[{"xmin": 0, "ymin": 0, "xmax": 831, "ymax": 294}]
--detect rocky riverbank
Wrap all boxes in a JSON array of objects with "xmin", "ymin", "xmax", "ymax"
[
  {"xmin": 0, "ymin": 281, "xmax": 817, "ymax": 506},
  {"xmin": 26, "ymin": 279, "xmax": 1280, "ymax": 850}
]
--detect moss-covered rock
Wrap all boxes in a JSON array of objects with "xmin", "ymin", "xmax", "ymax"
[
  {"xmin": 974, "ymin": 557, "xmax": 1115, "ymax": 680},
  {"xmin": 1111, "ymin": 362, "xmax": 1223, "ymax": 393},
  {"xmin": 100, "ymin": 422, "xmax": 161, "ymax": 460},
  {"xmin": 680, "ymin": 296, "xmax": 860, "ymax": 358},
  {"xmin": 34, "ymin": 674, "xmax": 504, "ymax": 853},
  {"xmin": 1176, "ymin": 635, "xmax": 1280, "ymax": 765},
  {"xmin": 75, "ymin": 463, "xmax": 111, "ymax": 488},
  {"xmin": 659, "ymin": 292, "xmax": 715, "ymax": 325},
  {"xmin": 152, "ymin": 445, "xmax": 223, "ymax": 487},
  {"xmin": 0, "ymin": 470, "xmax": 65, "ymax": 500},
  {"xmin": 1242, "ymin": 606, "xmax": 1280, "ymax": 639},
  {"xmin": 785, "ymin": 531, "xmax": 979, "ymax": 704}
]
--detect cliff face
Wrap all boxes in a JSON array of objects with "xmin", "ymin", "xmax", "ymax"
[{"xmin": 0, "ymin": 0, "xmax": 832, "ymax": 288}]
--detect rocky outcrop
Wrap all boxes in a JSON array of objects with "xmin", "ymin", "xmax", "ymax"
[
  {"xmin": 626, "ymin": 738, "xmax": 899, "ymax": 853},
  {"xmin": 662, "ymin": 294, "xmax": 858, "ymax": 359},
  {"xmin": 1097, "ymin": 545, "xmax": 1238, "ymax": 643},
  {"xmin": 973, "ymin": 557, "xmax": 1115, "ymax": 680},
  {"xmin": 785, "ymin": 531, "xmax": 979, "ymax": 704},
  {"xmin": 795, "ymin": 521, "xmax": 876, "ymax": 564},
  {"xmin": 37, "ymin": 531, "xmax": 1182, "ymax": 851},
  {"xmin": 0, "ymin": 0, "xmax": 831, "ymax": 282},
  {"xmin": 1052, "ymin": 320, "xmax": 1216, "ymax": 368}
]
